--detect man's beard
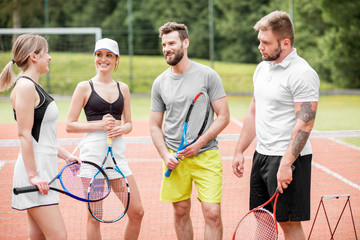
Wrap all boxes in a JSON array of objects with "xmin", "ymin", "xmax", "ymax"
[
  {"xmin": 165, "ymin": 47, "xmax": 184, "ymax": 66},
  {"xmin": 262, "ymin": 44, "xmax": 282, "ymax": 62}
]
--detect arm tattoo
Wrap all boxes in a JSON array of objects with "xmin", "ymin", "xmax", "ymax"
[
  {"xmin": 295, "ymin": 102, "xmax": 316, "ymax": 123},
  {"xmin": 291, "ymin": 130, "xmax": 310, "ymax": 157}
]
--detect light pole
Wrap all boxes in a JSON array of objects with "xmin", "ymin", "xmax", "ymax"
[
  {"xmin": 289, "ymin": 0, "xmax": 294, "ymax": 24},
  {"xmin": 44, "ymin": 0, "xmax": 50, "ymax": 93},
  {"xmin": 209, "ymin": 0, "xmax": 214, "ymax": 69},
  {"xmin": 127, "ymin": 0, "xmax": 134, "ymax": 93}
]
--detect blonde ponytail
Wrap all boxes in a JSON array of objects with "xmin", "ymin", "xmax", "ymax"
[
  {"xmin": 0, "ymin": 34, "xmax": 47, "ymax": 92},
  {"xmin": 0, "ymin": 61, "xmax": 15, "ymax": 92}
]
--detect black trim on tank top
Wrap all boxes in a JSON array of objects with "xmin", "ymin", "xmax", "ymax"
[{"xmin": 13, "ymin": 76, "xmax": 54, "ymax": 142}]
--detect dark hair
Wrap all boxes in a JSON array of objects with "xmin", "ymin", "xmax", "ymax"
[
  {"xmin": 254, "ymin": 11, "xmax": 294, "ymax": 46},
  {"xmin": 159, "ymin": 22, "xmax": 189, "ymax": 41}
]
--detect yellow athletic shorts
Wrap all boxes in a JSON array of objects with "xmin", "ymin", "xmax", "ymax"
[{"xmin": 160, "ymin": 149, "xmax": 222, "ymax": 203}]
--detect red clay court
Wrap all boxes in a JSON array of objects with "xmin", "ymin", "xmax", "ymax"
[{"xmin": 0, "ymin": 119, "xmax": 359, "ymax": 239}]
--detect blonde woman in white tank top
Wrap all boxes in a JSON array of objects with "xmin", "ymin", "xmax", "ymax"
[{"xmin": 0, "ymin": 34, "xmax": 80, "ymax": 240}]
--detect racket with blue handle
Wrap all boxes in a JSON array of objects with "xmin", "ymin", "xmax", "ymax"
[
  {"xmin": 88, "ymin": 136, "xmax": 130, "ymax": 223},
  {"xmin": 165, "ymin": 91, "xmax": 210, "ymax": 177},
  {"xmin": 13, "ymin": 161, "xmax": 111, "ymax": 202}
]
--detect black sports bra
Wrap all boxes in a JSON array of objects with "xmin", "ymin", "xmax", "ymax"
[{"xmin": 83, "ymin": 79, "xmax": 124, "ymax": 121}]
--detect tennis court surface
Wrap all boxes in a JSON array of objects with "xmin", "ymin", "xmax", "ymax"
[{"xmin": 0, "ymin": 120, "xmax": 359, "ymax": 239}]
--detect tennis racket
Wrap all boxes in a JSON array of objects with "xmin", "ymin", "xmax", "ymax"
[
  {"xmin": 232, "ymin": 166, "xmax": 295, "ymax": 240},
  {"xmin": 88, "ymin": 136, "xmax": 130, "ymax": 223},
  {"xmin": 164, "ymin": 91, "xmax": 210, "ymax": 177},
  {"xmin": 233, "ymin": 189, "xmax": 280, "ymax": 240},
  {"xmin": 13, "ymin": 161, "xmax": 111, "ymax": 202}
]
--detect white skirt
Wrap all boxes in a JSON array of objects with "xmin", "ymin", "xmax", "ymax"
[
  {"xmin": 12, "ymin": 150, "xmax": 60, "ymax": 211},
  {"xmin": 79, "ymin": 131, "xmax": 132, "ymax": 179}
]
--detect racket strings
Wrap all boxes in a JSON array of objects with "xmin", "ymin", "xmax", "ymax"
[
  {"xmin": 234, "ymin": 209, "xmax": 277, "ymax": 240},
  {"xmin": 186, "ymin": 94, "xmax": 209, "ymax": 140},
  {"xmin": 89, "ymin": 168, "xmax": 129, "ymax": 222},
  {"xmin": 60, "ymin": 163, "xmax": 110, "ymax": 201}
]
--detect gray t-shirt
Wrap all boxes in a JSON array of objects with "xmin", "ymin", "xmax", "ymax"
[{"xmin": 151, "ymin": 61, "xmax": 226, "ymax": 153}]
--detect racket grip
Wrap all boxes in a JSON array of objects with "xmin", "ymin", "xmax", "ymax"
[
  {"xmin": 13, "ymin": 185, "xmax": 38, "ymax": 195},
  {"xmin": 164, "ymin": 155, "xmax": 179, "ymax": 177},
  {"xmin": 164, "ymin": 169, "xmax": 172, "ymax": 177}
]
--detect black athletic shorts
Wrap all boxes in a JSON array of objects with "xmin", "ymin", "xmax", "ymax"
[{"xmin": 249, "ymin": 151, "xmax": 312, "ymax": 222}]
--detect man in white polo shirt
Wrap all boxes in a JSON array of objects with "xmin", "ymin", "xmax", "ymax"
[{"xmin": 232, "ymin": 11, "xmax": 319, "ymax": 240}]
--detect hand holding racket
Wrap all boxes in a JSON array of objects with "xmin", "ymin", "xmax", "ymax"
[
  {"xmin": 13, "ymin": 161, "xmax": 111, "ymax": 202},
  {"xmin": 88, "ymin": 135, "xmax": 130, "ymax": 223},
  {"xmin": 164, "ymin": 91, "xmax": 211, "ymax": 177},
  {"xmin": 277, "ymin": 163, "xmax": 295, "ymax": 193},
  {"xmin": 102, "ymin": 114, "xmax": 116, "ymax": 131}
]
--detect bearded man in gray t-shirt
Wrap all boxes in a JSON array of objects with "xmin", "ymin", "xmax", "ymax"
[{"xmin": 150, "ymin": 22, "xmax": 230, "ymax": 240}]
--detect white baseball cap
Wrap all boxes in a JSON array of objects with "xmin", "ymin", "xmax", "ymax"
[{"xmin": 93, "ymin": 38, "xmax": 120, "ymax": 56}]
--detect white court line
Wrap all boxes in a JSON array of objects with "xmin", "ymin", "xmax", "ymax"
[
  {"xmin": 312, "ymin": 161, "xmax": 360, "ymax": 190},
  {"xmin": 1, "ymin": 127, "xmax": 359, "ymax": 191},
  {"xmin": 0, "ymin": 161, "xmax": 5, "ymax": 171},
  {"xmin": 230, "ymin": 117, "xmax": 243, "ymax": 128},
  {"xmin": 229, "ymin": 118, "xmax": 360, "ymax": 191}
]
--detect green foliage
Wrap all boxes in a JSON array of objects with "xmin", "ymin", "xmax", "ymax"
[
  {"xmin": 317, "ymin": 0, "xmax": 360, "ymax": 88},
  {"xmin": 215, "ymin": 0, "xmax": 269, "ymax": 63},
  {"xmin": 293, "ymin": 0, "xmax": 360, "ymax": 88},
  {"xmin": 294, "ymin": 0, "xmax": 328, "ymax": 85},
  {"xmin": 1, "ymin": 0, "xmax": 359, "ymax": 88}
]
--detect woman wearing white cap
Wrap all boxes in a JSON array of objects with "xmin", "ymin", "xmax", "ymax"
[{"xmin": 66, "ymin": 38, "xmax": 144, "ymax": 240}]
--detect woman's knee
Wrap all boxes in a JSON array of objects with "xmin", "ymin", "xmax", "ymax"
[{"xmin": 128, "ymin": 206, "xmax": 144, "ymax": 222}]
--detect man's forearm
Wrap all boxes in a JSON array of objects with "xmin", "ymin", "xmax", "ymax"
[
  {"xmin": 281, "ymin": 101, "xmax": 317, "ymax": 166},
  {"xmin": 198, "ymin": 113, "xmax": 229, "ymax": 148},
  {"xmin": 150, "ymin": 126, "xmax": 169, "ymax": 160},
  {"xmin": 234, "ymin": 106, "xmax": 256, "ymax": 155}
]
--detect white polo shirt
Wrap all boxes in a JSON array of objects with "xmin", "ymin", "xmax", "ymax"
[{"xmin": 253, "ymin": 49, "xmax": 320, "ymax": 156}]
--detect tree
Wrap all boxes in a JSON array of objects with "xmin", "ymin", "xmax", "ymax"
[
  {"xmin": 1, "ymin": 0, "xmax": 358, "ymax": 88},
  {"xmin": 317, "ymin": 0, "xmax": 360, "ymax": 88},
  {"xmin": 293, "ymin": 0, "xmax": 328, "ymax": 83},
  {"xmin": 12, "ymin": 0, "xmax": 21, "ymax": 32},
  {"xmin": 143, "ymin": 0, "xmax": 210, "ymax": 58},
  {"xmin": 215, "ymin": 0, "xmax": 271, "ymax": 63}
]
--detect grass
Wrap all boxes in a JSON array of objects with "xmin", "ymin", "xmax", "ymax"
[
  {"xmin": 315, "ymin": 95, "xmax": 360, "ymax": 131},
  {"xmin": 1, "ymin": 95, "xmax": 359, "ymax": 131},
  {"xmin": 0, "ymin": 52, "xmax": 339, "ymax": 95}
]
